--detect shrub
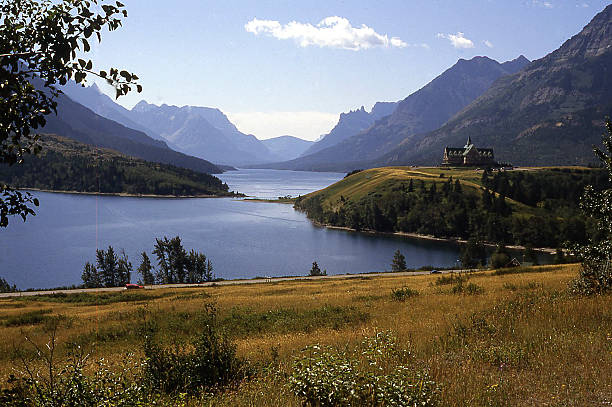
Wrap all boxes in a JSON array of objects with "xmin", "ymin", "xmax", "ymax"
[
  {"xmin": 0, "ymin": 321, "xmax": 145, "ymax": 406},
  {"xmin": 142, "ymin": 304, "xmax": 249, "ymax": 394},
  {"xmin": 452, "ymin": 280, "xmax": 484, "ymax": 295},
  {"xmin": 435, "ymin": 273, "xmax": 466, "ymax": 286},
  {"xmin": 391, "ymin": 287, "xmax": 419, "ymax": 301},
  {"xmin": 289, "ymin": 331, "xmax": 438, "ymax": 407}
]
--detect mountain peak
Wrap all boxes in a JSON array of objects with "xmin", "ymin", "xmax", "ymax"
[
  {"xmin": 132, "ymin": 100, "xmax": 154, "ymax": 112},
  {"xmin": 550, "ymin": 4, "xmax": 612, "ymax": 61}
]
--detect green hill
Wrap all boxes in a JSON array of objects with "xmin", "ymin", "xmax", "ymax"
[
  {"xmin": 294, "ymin": 166, "xmax": 608, "ymax": 248},
  {"xmin": 0, "ymin": 134, "xmax": 236, "ymax": 197}
]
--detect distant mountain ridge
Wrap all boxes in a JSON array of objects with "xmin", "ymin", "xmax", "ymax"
[
  {"xmin": 128, "ymin": 101, "xmax": 279, "ymax": 166},
  {"xmin": 300, "ymin": 102, "xmax": 398, "ymax": 157},
  {"xmin": 256, "ymin": 54, "xmax": 530, "ymax": 171},
  {"xmin": 41, "ymin": 91, "xmax": 223, "ymax": 174},
  {"xmin": 377, "ymin": 4, "xmax": 612, "ymax": 167},
  {"xmin": 262, "ymin": 136, "xmax": 314, "ymax": 161}
]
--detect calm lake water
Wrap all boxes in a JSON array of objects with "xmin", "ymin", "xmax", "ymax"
[{"xmin": 0, "ymin": 169, "xmax": 463, "ymax": 289}]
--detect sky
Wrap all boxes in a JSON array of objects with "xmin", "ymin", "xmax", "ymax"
[{"xmin": 86, "ymin": 0, "xmax": 610, "ymax": 141}]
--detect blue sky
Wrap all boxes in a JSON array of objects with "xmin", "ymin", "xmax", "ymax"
[{"xmin": 87, "ymin": 0, "xmax": 609, "ymax": 140}]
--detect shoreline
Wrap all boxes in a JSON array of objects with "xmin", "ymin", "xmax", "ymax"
[
  {"xmin": 23, "ymin": 187, "xmax": 239, "ymax": 199},
  {"xmin": 313, "ymin": 222, "xmax": 558, "ymax": 255}
]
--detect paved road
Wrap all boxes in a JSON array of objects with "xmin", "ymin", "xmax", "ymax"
[{"xmin": 0, "ymin": 269, "xmax": 461, "ymax": 299}]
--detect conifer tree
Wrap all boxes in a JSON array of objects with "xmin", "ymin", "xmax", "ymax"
[
  {"xmin": 391, "ymin": 249, "xmax": 407, "ymax": 272},
  {"xmin": 138, "ymin": 252, "xmax": 155, "ymax": 285}
]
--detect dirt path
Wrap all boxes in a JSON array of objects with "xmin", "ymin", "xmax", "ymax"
[{"xmin": 0, "ymin": 269, "xmax": 459, "ymax": 298}]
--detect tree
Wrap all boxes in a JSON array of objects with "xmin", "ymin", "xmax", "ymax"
[
  {"xmin": 523, "ymin": 244, "xmax": 539, "ymax": 265},
  {"xmin": 0, "ymin": 276, "xmax": 17, "ymax": 293},
  {"xmin": 81, "ymin": 246, "xmax": 130, "ymax": 287},
  {"xmin": 309, "ymin": 261, "xmax": 326, "ymax": 277},
  {"xmin": 81, "ymin": 262, "xmax": 101, "ymax": 288},
  {"xmin": 153, "ymin": 236, "xmax": 212, "ymax": 284},
  {"xmin": 572, "ymin": 118, "xmax": 612, "ymax": 295},
  {"xmin": 461, "ymin": 238, "xmax": 487, "ymax": 269},
  {"xmin": 391, "ymin": 249, "xmax": 407, "ymax": 272},
  {"xmin": 490, "ymin": 245, "xmax": 511, "ymax": 269},
  {"xmin": 1, "ymin": 0, "xmax": 140, "ymax": 227},
  {"xmin": 138, "ymin": 252, "xmax": 155, "ymax": 285}
]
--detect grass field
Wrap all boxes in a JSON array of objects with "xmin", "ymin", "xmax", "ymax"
[{"xmin": 0, "ymin": 264, "xmax": 610, "ymax": 406}]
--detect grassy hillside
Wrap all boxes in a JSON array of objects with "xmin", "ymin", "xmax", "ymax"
[
  {"xmin": 0, "ymin": 265, "xmax": 609, "ymax": 405},
  {"xmin": 294, "ymin": 166, "xmax": 607, "ymax": 248},
  {"xmin": 0, "ymin": 134, "xmax": 235, "ymax": 197}
]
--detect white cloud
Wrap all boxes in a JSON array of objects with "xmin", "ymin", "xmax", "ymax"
[
  {"xmin": 245, "ymin": 16, "xmax": 408, "ymax": 51},
  {"xmin": 226, "ymin": 111, "xmax": 339, "ymax": 141},
  {"xmin": 436, "ymin": 32, "xmax": 475, "ymax": 49},
  {"xmin": 577, "ymin": 2, "xmax": 589, "ymax": 7},
  {"xmin": 483, "ymin": 40, "xmax": 494, "ymax": 48},
  {"xmin": 532, "ymin": 0, "xmax": 554, "ymax": 8}
]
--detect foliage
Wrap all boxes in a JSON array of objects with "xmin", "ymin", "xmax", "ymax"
[
  {"xmin": 295, "ymin": 167, "xmax": 609, "ymax": 248},
  {"xmin": 490, "ymin": 245, "xmax": 511, "ymax": 269},
  {"xmin": 81, "ymin": 246, "xmax": 131, "ymax": 288},
  {"xmin": 0, "ymin": 276, "xmax": 17, "ymax": 293},
  {"xmin": 142, "ymin": 304, "xmax": 248, "ymax": 395},
  {"xmin": 308, "ymin": 261, "xmax": 326, "ymax": 277},
  {"xmin": 391, "ymin": 286, "xmax": 419, "ymax": 301},
  {"xmin": 289, "ymin": 330, "xmax": 438, "ymax": 407},
  {"xmin": 571, "ymin": 119, "xmax": 612, "ymax": 295},
  {"xmin": 0, "ymin": 0, "xmax": 140, "ymax": 227},
  {"xmin": 434, "ymin": 272, "xmax": 467, "ymax": 286},
  {"xmin": 137, "ymin": 252, "xmax": 155, "ymax": 285},
  {"xmin": 460, "ymin": 238, "xmax": 486, "ymax": 268},
  {"xmin": 0, "ymin": 321, "xmax": 145, "ymax": 406},
  {"xmin": 0, "ymin": 135, "xmax": 231, "ymax": 196},
  {"xmin": 391, "ymin": 249, "xmax": 407, "ymax": 272},
  {"xmin": 451, "ymin": 280, "xmax": 484, "ymax": 295},
  {"xmin": 153, "ymin": 236, "xmax": 215, "ymax": 284}
]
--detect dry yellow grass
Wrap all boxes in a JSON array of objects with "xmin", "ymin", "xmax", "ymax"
[{"xmin": 0, "ymin": 264, "xmax": 610, "ymax": 406}]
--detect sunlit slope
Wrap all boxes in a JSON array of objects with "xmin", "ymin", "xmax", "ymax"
[{"xmin": 298, "ymin": 166, "xmax": 535, "ymax": 215}]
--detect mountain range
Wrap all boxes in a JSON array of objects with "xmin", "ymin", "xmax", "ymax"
[
  {"xmin": 41, "ymin": 89, "xmax": 223, "ymax": 174},
  {"xmin": 262, "ymin": 136, "xmax": 314, "ymax": 161},
  {"xmin": 257, "ymin": 55, "xmax": 530, "ymax": 171},
  {"xmin": 300, "ymin": 102, "xmax": 397, "ymax": 157},
  {"xmin": 376, "ymin": 3, "xmax": 612, "ymax": 167}
]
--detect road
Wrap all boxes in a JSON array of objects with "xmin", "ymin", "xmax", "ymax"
[{"xmin": 0, "ymin": 269, "xmax": 460, "ymax": 299}]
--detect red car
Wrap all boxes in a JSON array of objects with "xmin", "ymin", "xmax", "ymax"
[{"xmin": 125, "ymin": 283, "xmax": 144, "ymax": 289}]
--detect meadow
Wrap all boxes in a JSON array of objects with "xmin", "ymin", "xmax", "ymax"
[{"xmin": 0, "ymin": 264, "xmax": 609, "ymax": 406}]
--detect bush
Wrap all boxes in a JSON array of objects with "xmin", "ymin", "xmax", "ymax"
[
  {"xmin": 452, "ymin": 280, "xmax": 484, "ymax": 295},
  {"xmin": 0, "ymin": 322, "xmax": 145, "ymax": 406},
  {"xmin": 435, "ymin": 273, "xmax": 466, "ymax": 286},
  {"xmin": 142, "ymin": 304, "xmax": 249, "ymax": 394},
  {"xmin": 289, "ymin": 331, "xmax": 438, "ymax": 407},
  {"xmin": 391, "ymin": 287, "xmax": 419, "ymax": 301}
]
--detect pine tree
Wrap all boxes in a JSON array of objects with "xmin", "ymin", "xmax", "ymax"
[
  {"xmin": 391, "ymin": 249, "xmax": 407, "ymax": 272},
  {"xmin": 138, "ymin": 252, "xmax": 155, "ymax": 285},
  {"xmin": 309, "ymin": 261, "xmax": 326, "ymax": 276},
  {"xmin": 81, "ymin": 262, "xmax": 102, "ymax": 288}
]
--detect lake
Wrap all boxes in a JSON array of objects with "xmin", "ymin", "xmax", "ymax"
[{"xmin": 0, "ymin": 169, "xmax": 463, "ymax": 289}]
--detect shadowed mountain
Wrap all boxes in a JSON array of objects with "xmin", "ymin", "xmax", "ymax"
[
  {"xmin": 377, "ymin": 4, "xmax": 612, "ymax": 167},
  {"xmin": 300, "ymin": 102, "xmax": 398, "ymax": 157},
  {"xmin": 262, "ymin": 136, "xmax": 313, "ymax": 161},
  {"xmin": 40, "ymin": 93, "xmax": 223, "ymax": 174},
  {"xmin": 256, "ymin": 55, "xmax": 529, "ymax": 171},
  {"xmin": 60, "ymin": 82, "xmax": 163, "ymax": 141},
  {"xmin": 128, "ymin": 101, "xmax": 278, "ymax": 166}
]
